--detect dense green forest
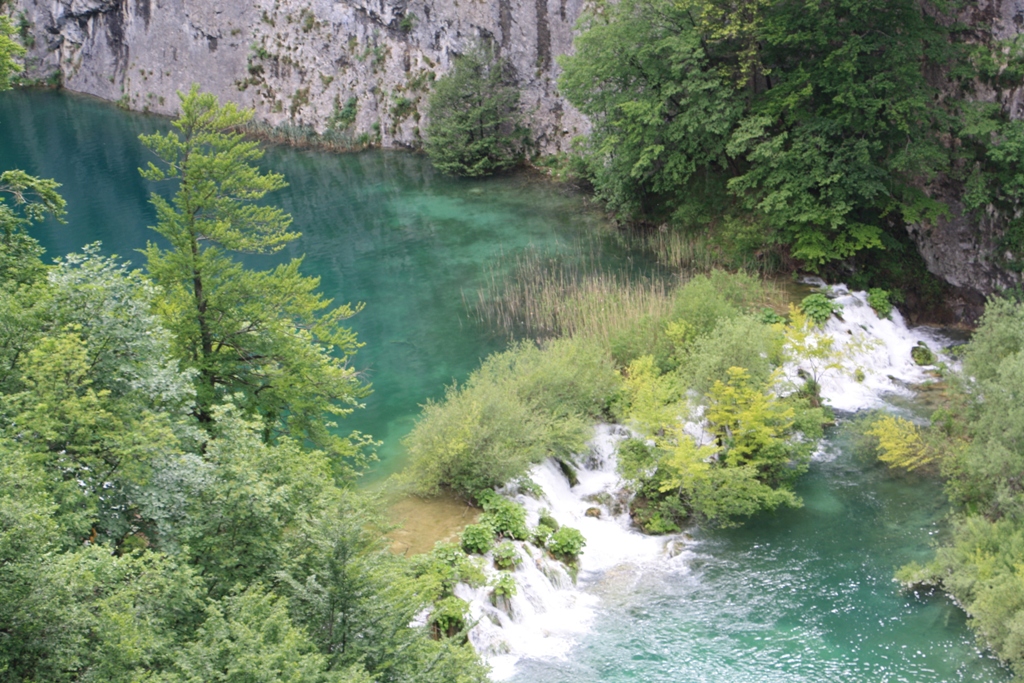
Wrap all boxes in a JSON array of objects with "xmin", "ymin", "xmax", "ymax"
[{"xmin": 425, "ymin": 0, "xmax": 1024, "ymax": 300}]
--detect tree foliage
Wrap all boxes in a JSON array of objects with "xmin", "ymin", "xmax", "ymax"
[
  {"xmin": 0, "ymin": 89, "xmax": 488, "ymax": 683},
  {"xmin": 425, "ymin": 45, "xmax": 528, "ymax": 176},
  {"xmin": 559, "ymin": 0, "xmax": 956, "ymax": 266},
  {"xmin": 897, "ymin": 297, "xmax": 1024, "ymax": 676},
  {"xmin": 0, "ymin": 15, "xmax": 24, "ymax": 91},
  {"xmin": 139, "ymin": 86, "xmax": 371, "ymax": 472}
]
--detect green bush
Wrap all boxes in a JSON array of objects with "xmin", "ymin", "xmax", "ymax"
[
  {"xmin": 492, "ymin": 541, "xmax": 521, "ymax": 570},
  {"xmin": 758, "ymin": 308, "xmax": 786, "ymax": 325},
  {"xmin": 401, "ymin": 376, "xmax": 549, "ymax": 500},
  {"xmin": 482, "ymin": 338, "xmax": 622, "ymax": 420},
  {"xmin": 911, "ymin": 342, "xmax": 935, "ymax": 366},
  {"xmin": 800, "ymin": 293, "xmax": 842, "ymax": 326},
  {"xmin": 538, "ymin": 508, "xmax": 560, "ymax": 531},
  {"xmin": 460, "ymin": 522, "xmax": 495, "ymax": 555},
  {"xmin": 677, "ymin": 314, "xmax": 780, "ymax": 395},
  {"xmin": 425, "ymin": 44, "xmax": 528, "ymax": 176},
  {"xmin": 548, "ymin": 527, "xmax": 586, "ymax": 561},
  {"xmin": 410, "ymin": 542, "xmax": 485, "ymax": 600},
  {"xmin": 478, "ymin": 492, "xmax": 529, "ymax": 541},
  {"xmin": 867, "ymin": 288, "xmax": 893, "ymax": 319},
  {"xmin": 429, "ymin": 596, "xmax": 470, "ymax": 638},
  {"xmin": 491, "ymin": 572, "xmax": 517, "ymax": 599},
  {"xmin": 531, "ymin": 523, "xmax": 555, "ymax": 548},
  {"xmin": 403, "ymin": 340, "xmax": 618, "ymax": 499}
]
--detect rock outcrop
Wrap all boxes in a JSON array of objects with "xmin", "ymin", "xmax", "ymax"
[
  {"xmin": 906, "ymin": 0, "xmax": 1024, "ymax": 317},
  {"xmin": 13, "ymin": 0, "xmax": 590, "ymax": 153}
]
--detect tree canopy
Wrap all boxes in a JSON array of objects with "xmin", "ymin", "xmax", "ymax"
[
  {"xmin": 559, "ymin": 0, "xmax": 957, "ymax": 267},
  {"xmin": 0, "ymin": 87, "xmax": 489, "ymax": 683},
  {"xmin": 425, "ymin": 45, "xmax": 528, "ymax": 176},
  {"xmin": 139, "ymin": 86, "xmax": 372, "ymax": 472}
]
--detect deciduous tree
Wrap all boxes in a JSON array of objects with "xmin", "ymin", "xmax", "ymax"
[{"xmin": 140, "ymin": 86, "xmax": 371, "ymax": 472}]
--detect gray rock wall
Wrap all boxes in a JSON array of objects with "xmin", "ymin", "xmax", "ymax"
[
  {"xmin": 906, "ymin": 0, "xmax": 1024, "ymax": 315},
  {"xmin": 13, "ymin": 0, "xmax": 591, "ymax": 153}
]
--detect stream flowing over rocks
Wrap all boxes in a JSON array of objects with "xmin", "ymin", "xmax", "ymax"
[{"xmin": 461, "ymin": 283, "xmax": 969, "ymax": 681}]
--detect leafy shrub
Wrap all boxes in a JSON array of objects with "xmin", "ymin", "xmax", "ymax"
[
  {"xmin": 632, "ymin": 495, "xmax": 688, "ymax": 534},
  {"xmin": 492, "ymin": 541, "xmax": 521, "ymax": 570},
  {"xmin": 677, "ymin": 315, "xmax": 780, "ymax": 395},
  {"xmin": 800, "ymin": 293, "xmax": 842, "ymax": 326},
  {"xmin": 429, "ymin": 595, "xmax": 469, "ymax": 638},
  {"xmin": 491, "ymin": 572, "xmax": 517, "ymax": 599},
  {"xmin": 478, "ymin": 492, "xmax": 529, "ymax": 541},
  {"xmin": 538, "ymin": 508, "xmax": 560, "ymax": 531},
  {"xmin": 867, "ymin": 288, "xmax": 893, "ymax": 319},
  {"xmin": 531, "ymin": 523, "xmax": 555, "ymax": 548},
  {"xmin": 410, "ymin": 542, "xmax": 485, "ymax": 600},
  {"xmin": 460, "ymin": 522, "xmax": 495, "ymax": 555},
  {"xmin": 758, "ymin": 308, "xmax": 786, "ymax": 325},
  {"xmin": 402, "ymin": 377, "xmax": 549, "ymax": 500},
  {"xmin": 911, "ymin": 341, "xmax": 936, "ymax": 366},
  {"xmin": 477, "ymin": 339, "xmax": 621, "ymax": 421},
  {"xmin": 425, "ymin": 44, "xmax": 528, "ymax": 176},
  {"xmin": 617, "ymin": 438, "xmax": 658, "ymax": 482},
  {"xmin": 403, "ymin": 340, "xmax": 614, "ymax": 499},
  {"xmin": 548, "ymin": 527, "xmax": 586, "ymax": 561}
]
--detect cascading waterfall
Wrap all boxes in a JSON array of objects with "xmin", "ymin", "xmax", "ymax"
[
  {"xmin": 458, "ymin": 283, "xmax": 954, "ymax": 680},
  {"xmin": 793, "ymin": 283, "xmax": 951, "ymax": 413}
]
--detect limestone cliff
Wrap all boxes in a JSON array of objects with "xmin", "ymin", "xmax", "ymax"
[
  {"xmin": 12, "ymin": 0, "xmax": 590, "ymax": 153},
  {"xmin": 905, "ymin": 0, "xmax": 1024, "ymax": 318}
]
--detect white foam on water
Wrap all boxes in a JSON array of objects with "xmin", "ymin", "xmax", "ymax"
[
  {"xmin": 462, "ymin": 284, "xmax": 952, "ymax": 680},
  {"xmin": 462, "ymin": 424, "xmax": 688, "ymax": 680},
  {"xmin": 783, "ymin": 285, "xmax": 952, "ymax": 413}
]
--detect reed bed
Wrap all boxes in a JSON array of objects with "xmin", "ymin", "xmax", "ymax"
[
  {"xmin": 471, "ymin": 240, "xmax": 791, "ymax": 346},
  {"xmin": 241, "ymin": 120, "xmax": 375, "ymax": 152},
  {"xmin": 471, "ymin": 248, "xmax": 678, "ymax": 348},
  {"xmin": 645, "ymin": 229, "xmax": 785, "ymax": 276}
]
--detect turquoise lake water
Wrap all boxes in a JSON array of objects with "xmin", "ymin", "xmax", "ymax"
[
  {"xmin": 0, "ymin": 89, "xmax": 1011, "ymax": 682},
  {"xmin": 0, "ymin": 89, "xmax": 635, "ymax": 481}
]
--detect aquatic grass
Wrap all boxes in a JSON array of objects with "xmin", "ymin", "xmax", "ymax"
[
  {"xmin": 645, "ymin": 229, "xmax": 786, "ymax": 276},
  {"xmin": 241, "ymin": 119, "xmax": 376, "ymax": 152},
  {"xmin": 470, "ymin": 247, "xmax": 677, "ymax": 349},
  {"xmin": 471, "ymin": 244, "xmax": 789, "ymax": 350}
]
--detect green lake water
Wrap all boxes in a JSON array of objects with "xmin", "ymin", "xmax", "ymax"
[
  {"xmin": 0, "ymin": 89, "xmax": 1011, "ymax": 681},
  {"xmin": 511, "ymin": 423, "xmax": 1010, "ymax": 682},
  {"xmin": 0, "ymin": 89, "xmax": 633, "ymax": 481}
]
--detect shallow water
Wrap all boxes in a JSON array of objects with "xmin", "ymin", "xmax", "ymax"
[
  {"xmin": 465, "ymin": 288, "xmax": 1011, "ymax": 682},
  {"xmin": 509, "ymin": 429, "xmax": 1008, "ymax": 682}
]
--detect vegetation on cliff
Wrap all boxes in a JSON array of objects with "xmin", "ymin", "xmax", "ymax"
[
  {"xmin": 425, "ymin": 45, "xmax": 529, "ymax": 177},
  {"xmin": 551, "ymin": 0, "xmax": 1024, "ymax": 300}
]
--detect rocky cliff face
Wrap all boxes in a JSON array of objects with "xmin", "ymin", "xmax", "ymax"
[
  {"xmin": 13, "ymin": 0, "xmax": 590, "ymax": 153},
  {"xmin": 905, "ymin": 0, "xmax": 1024, "ymax": 319}
]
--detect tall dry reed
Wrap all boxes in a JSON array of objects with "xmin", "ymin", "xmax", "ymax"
[{"xmin": 471, "ymin": 248, "xmax": 678, "ymax": 348}]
